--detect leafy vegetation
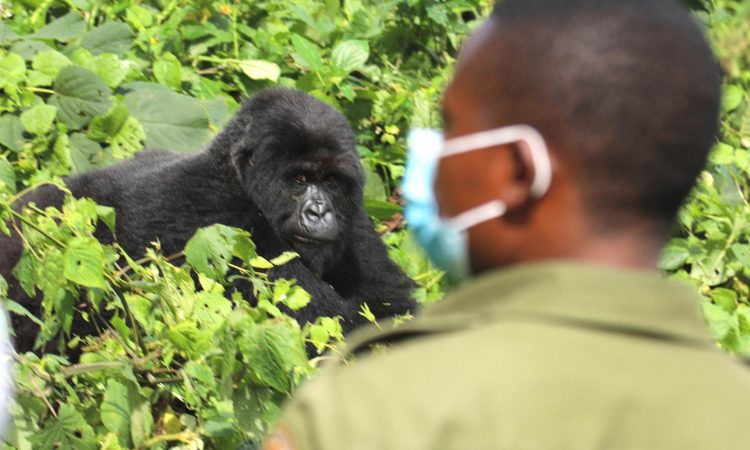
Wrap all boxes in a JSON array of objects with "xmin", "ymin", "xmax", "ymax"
[{"xmin": 0, "ymin": 0, "xmax": 748, "ymax": 449}]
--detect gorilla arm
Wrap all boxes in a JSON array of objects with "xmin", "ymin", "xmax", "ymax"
[{"xmin": 325, "ymin": 212, "xmax": 417, "ymax": 323}]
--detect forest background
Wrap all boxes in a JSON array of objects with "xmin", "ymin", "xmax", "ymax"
[{"xmin": 0, "ymin": 0, "xmax": 748, "ymax": 448}]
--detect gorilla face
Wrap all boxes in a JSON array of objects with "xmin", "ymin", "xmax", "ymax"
[{"xmin": 228, "ymin": 89, "xmax": 365, "ymax": 274}]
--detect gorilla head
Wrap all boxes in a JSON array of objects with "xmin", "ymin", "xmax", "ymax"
[{"xmin": 212, "ymin": 89, "xmax": 365, "ymax": 275}]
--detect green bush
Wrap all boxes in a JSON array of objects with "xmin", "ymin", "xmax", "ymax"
[{"xmin": 0, "ymin": 0, "xmax": 748, "ymax": 449}]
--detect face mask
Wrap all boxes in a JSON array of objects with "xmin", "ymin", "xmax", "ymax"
[{"xmin": 402, "ymin": 125, "xmax": 553, "ymax": 281}]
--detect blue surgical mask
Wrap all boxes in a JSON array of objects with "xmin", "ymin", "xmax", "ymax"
[{"xmin": 403, "ymin": 125, "xmax": 553, "ymax": 281}]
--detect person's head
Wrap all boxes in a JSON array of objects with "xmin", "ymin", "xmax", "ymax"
[{"xmin": 430, "ymin": 0, "xmax": 721, "ymax": 274}]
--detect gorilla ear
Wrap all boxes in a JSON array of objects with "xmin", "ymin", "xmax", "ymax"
[{"xmin": 207, "ymin": 109, "xmax": 255, "ymax": 182}]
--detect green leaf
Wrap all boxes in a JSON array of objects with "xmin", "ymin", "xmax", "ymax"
[
  {"xmin": 86, "ymin": 54, "xmax": 133, "ymax": 89},
  {"xmin": 284, "ymin": 286, "xmax": 311, "ymax": 311},
  {"xmin": 0, "ymin": 52, "xmax": 26, "ymax": 88},
  {"xmin": 239, "ymin": 59, "xmax": 281, "ymax": 82},
  {"xmin": 153, "ymin": 52, "xmax": 182, "ymax": 90},
  {"xmin": 0, "ymin": 114, "xmax": 24, "ymax": 152},
  {"xmin": 659, "ymin": 239, "xmax": 690, "ymax": 270},
  {"xmin": 31, "ymin": 12, "xmax": 86, "ymax": 41},
  {"xmin": 101, "ymin": 379, "xmax": 131, "ymax": 448},
  {"xmin": 239, "ymin": 322, "xmax": 308, "ymax": 392},
  {"xmin": 291, "ymin": 34, "xmax": 324, "ymax": 72},
  {"xmin": 124, "ymin": 89, "xmax": 209, "ymax": 151},
  {"xmin": 69, "ymin": 132, "xmax": 108, "ymax": 173},
  {"xmin": 63, "ymin": 237, "xmax": 107, "ymax": 289},
  {"xmin": 269, "ymin": 252, "xmax": 299, "ymax": 266},
  {"xmin": 20, "ymin": 103, "xmax": 57, "ymax": 136},
  {"xmin": 31, "ymin": 50, "xmax": 71, "ymax": 79},
  {"xmin": 0, "ymin": 157, "xmax": 16, "ymax": 194},
  {"xmin": 3, "ymin": 299, "xmax": 43, "ymax": 327},
  {"xmin": 184, "ymin": 225, "xmax": 245, "ymax": 280},
  {"xmin": 49, "ymin": 66, "xmax": 112, "ymax": 129},
  {"xmin": 110, "ymin": 117, "xmax": 145, "ymax": 158},
  {"xmin": 80, "ymin": 21, "xmax": 134, "ymax": 56},
  {"xmin": 365, "ymin": 199, "xmax": 402, "ymax": 220},
  {"xmin": 30, "ymin": 403, "xmax": 97, "ymax": 450},
  {"xmin": 331, "ymin": 40, "xmax": 369, "ymax": 73},
  {"xmin": 722, "ymin": 85, "xmax": 744, "ymax": 113},
  {"xmin": 87, "ymin": 103, "xmax": 129, "ymax": 142}
]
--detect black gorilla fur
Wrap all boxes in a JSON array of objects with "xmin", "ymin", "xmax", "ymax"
[{"xmin": 0, "ymin": 88, "xmax": 416, "ymax": 353}]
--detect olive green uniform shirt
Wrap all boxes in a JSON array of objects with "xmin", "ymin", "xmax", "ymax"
[{"xmin": 276, "ymin": 263, "xmax": 750, "ymax": 450}]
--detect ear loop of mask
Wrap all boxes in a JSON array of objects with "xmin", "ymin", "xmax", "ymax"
[
  {"xmin": 440, "ymin": 125, "xmax": 553, "ymax": 231},
  {"xmin": 442, "ymin": 124, "xmax": 553, "ymax": 198}
]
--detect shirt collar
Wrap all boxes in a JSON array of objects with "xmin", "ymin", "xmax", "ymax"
[
  {"xmin": 422, "ymin": 261, "xmax": 711, "ymax": 345},
  {"xmin": 341, "ymin": 261, "xmax": 713, "ymax": 359}
]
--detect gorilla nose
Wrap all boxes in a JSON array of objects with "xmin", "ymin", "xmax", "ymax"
[{"xmin": 303, "ymin": 201, "xmax": 332, "ymax": 222}]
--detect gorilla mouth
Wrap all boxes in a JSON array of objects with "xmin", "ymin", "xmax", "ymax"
[{"xmin": 293, "ymin": 234, "xmax": 332, "ymax": 245}]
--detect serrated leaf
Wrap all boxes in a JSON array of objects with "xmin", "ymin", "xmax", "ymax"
[
  {"xmin": 0, "ymin": 115, "xmax": 24, "ymax": 152},
  {"xmin": 3, "ymin": 299, "xmax": 43, "ymax": 327},
  {"xmin": 80, "ymin": 21, "xmax": 134, "ymax": 56},
  {"xmin": 101, "ymin": 380, "xmax": 131, "ymax": 448},
  {"xmin": 238, "ymin": 59, "xmax": 281, "ymax": 82},
  {"xmin": 124, "ymin": 89, "xmax": 209, "ymax": 151},
  {"xmin": 185, "ymin": 225, "xmax": 252, "ymax": 280},
  {"xmin": 0, "ymin": 53, "xmax": 25, "ymax": 88},
  {"xmin": 49, "ymin": 66, "xmax": 112, "ymax": 129},
  {"xmin": 153, "ymin": 52, "xmax": 182, "ymax": 90},
  {"xmin": 0, "ymin": 157, "xmax": 15, "ymax": 194},
  {"xmin": 239, "ymin": 322, "xmax": 308, "ymax": 392},
  {"xmin": 111, "ymin": 117, "xmax": 145, "ymax": 158},
  {"xmin": 269, "ymin": 252, "xmax": 298, "ymax": 266},
  {"xmin": 87, "ymin": 103, "xmax": 129, "ymax": 142},
  {"xmin": 30, "ymin": 403, "xmax": 97, "ymax": 450},
  {"xmin": 63, "ymin": 237, "xmax": 107, "ymax": 289},
  {"xmin": 331, "ymin": 40, "xmax": 369, "ymax": 73},
  {"xmin": 20, "ymin": 103, "xmax": 57, "ymax": 136},
  {"xmin": 284, "ymin": 286, "xmax": 311, "ymax": 311},
  {"xmin": 69, "ymin": 132, "xmax": 107, "ymax": 174},
  {"xmin": 31, "ymin": 12, "xmax": 86, "ymax": 41},
  {"xmin": 31, "ymin": 50, "xmax": 71, "ymax": 79},
  {"xmin": 702, "ymin": 300, "xmax": 736, "ymax": 341},
  {"xmin": 291, "ymin": 34, "xmax": 323, "ymax": 72},
  {"xmin": 659, "ymin": 239, "xmax": 690, "ymax": 270},
  {"xmin": 86, "ymin": 54, "xmax": 133, "ymax": 89},
  {"xmin": 723, "ymin": 85, "xmax": 744, "ymax": 113}
]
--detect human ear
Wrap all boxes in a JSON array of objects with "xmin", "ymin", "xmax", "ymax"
[{"xmin": 489, "ymin": 140, "xmax": 552, "ymax": 211}]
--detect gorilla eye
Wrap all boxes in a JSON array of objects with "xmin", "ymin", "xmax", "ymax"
[
  {"xmin": 324, "ymin": 175, "xmax": 339, "ymax": 186},
  {"xmin": 293, "ymin": 173, "xmax": 307, "ymax": 184}
]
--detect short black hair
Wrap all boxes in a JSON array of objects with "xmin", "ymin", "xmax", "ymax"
[{"xmin": 478, "ymin": 0, "xmax": 721, "ymax": 227}]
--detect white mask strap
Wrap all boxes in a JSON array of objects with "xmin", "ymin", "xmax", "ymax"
[
  {"xmin": 446, "ymin": 200, "xmax": 507, "ymax": 231},
  {"xmin": 442, "ymin": 125, "xmax": 553, "ymax": 198}
]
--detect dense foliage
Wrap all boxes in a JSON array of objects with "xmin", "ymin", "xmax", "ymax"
[{"xmin": 0, "ymin": 0, "xmax": 747, "ymax": 449}]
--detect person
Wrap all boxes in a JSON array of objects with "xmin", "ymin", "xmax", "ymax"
[{"xmin": 262, "ymin": 0, "xmax": 750, "ymax": 448}]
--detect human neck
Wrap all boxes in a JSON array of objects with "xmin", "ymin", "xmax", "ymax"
[{"xmin": 523, "ymin": 220, "xmax": 667, "ymax": 271}]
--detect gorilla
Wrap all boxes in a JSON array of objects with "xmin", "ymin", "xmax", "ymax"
[{"xmin": 0, "ymin": 88, "xmax": 416, "ymax": 353}]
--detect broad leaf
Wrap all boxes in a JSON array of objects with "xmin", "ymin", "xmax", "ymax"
[
  {"xmin": 291, "ymin": 34, "xmax": 323, "ymax": 72},
  {"xmin": 80, "ymin": 21, "xmax": 134, "ymax": 56},
  {"xmin": 62, "ymin": 237, "xmax": 107, "ymax": 289},
  {"xmin": 49, "ymin": 66, "xmax": 112, "ymax": 129},
  {"xmin": 239, "ymin": 59, "xmax": 281, "ymax": 82},
  {"xmin": 31, "ymin": 12, "xmax": 86, "ymax": 41},
  {"xmin": 20, "ymin": 103, "xmax": 57, "ymax": 136},
  {"xmin": 239, "ymin": 322, "xmax": 308, "ymax": 392},
  {"xmin": 0, "ymin": 157, "xmax": 15, "ymax": 194},
  {"xmin": 123, "ymin": 89, "xmax": 209, "ymax": 151},
  {"xmin": 0, "ymin": 115, "xmax": 24, "ymax": 152},
  {"xmin": 332, "ymin": 40, "xmax": 369, "ymax": 73},
  {"xmin": 101, "ymin": 380, "xmax": 131, "ymax": 448}
]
